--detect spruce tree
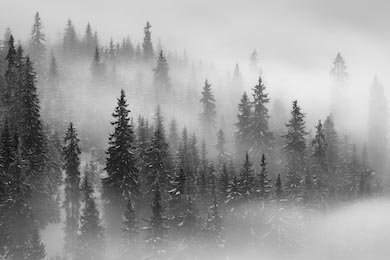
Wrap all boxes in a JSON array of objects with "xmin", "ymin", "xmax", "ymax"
[
  {"xmin": 145, "ymin": 181, "xmax": 168, "ymax": 256},
  {"xmin": 311, "ymin": 120, "xmax": 329, "ymax": 204},
  {"xmin": 142, "ymin": 22, "xmax": 154, "ymax": 62},
  {"xmin": 28, "ymin": 228, "xmax": 46, "ymax": 260},
  {"xmin": 76, "ymin": 177, "xmax": 104, "ymax": 260},
  {"xmin": 19, "ymin": 56, "xmax": 48, "ymax": 226},
  {"xmin": 63, "ymin": 122, "xmax": 81, "ymax": 258},
  {"xmin": 283, "ymin": 100, "xmax": 307, "ymax": 201},
  {"xmin": 153, "ymin": 50, "xmax": 171, "ymax": 96},
  {"xmin": 168, "ymin": 118, "xmax": 179, "ymax": 155},
  {"xmin": 29, "ymin": 12, "xmax": 46, "ymax": 72},
  {"xmin": 248, "ymin": 77, "xmax": 273, "ymax": 158},
  {"xmin": 2, "ymin": 35, "xmax": 17, "ymax": 118},
  {"xmin": 323, "ymin": 114, "xmax": 339, "ymax": 193},
  {"xmin": 274, "ymin": 174, "xmax": 283, "ymax": 204},
  {"xmin": 202, "ymin": 175, "xmax": 224, "ymax": 248},
  {"xmin": 90, "ymin": 46, "xmax": 106, "ymax": 82},
  {"xmin": 216, "ymin": 128, "xmax": 226, "ymax": 166},
  {"xmin": 199, "ymin": 79, "xmax": 216, "ymax": 138},
  {"xmin": 63, "ymin": 19, "xmax": 78, "ymax": 57},
  {"xmin": 145, "ymin": 107, "xmax": 172, "ymax": 202},
  {"xmin": 102, "ymin": 89, "xmax": 139, "ymax": 236},
  {"xmin": 83, "ymin": 23, "xmax": 95, "ymax": 55},
  {"xmin": 257, "ymin": 154, "xmax": 272, "ymax": 201},
  {"xmin": 235, "ymin": 92, "xmax": 251, "ymax": 158},
  {"xmin": 238, "ymin": 152, "xmax": 255, "ymax": 203},
  {"xmin": 196, "ymin": 140, "xmax": 210, "ymax": 212}
]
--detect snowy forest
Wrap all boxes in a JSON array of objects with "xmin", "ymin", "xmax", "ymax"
[{"xmin": 0, "ymin": 3, "xmax": 390, "ymax": 260}]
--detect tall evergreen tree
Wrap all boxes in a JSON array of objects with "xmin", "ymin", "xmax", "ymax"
[
  {"xmin": 90, "ymin": 46, "xmax": 106, "ymax": 81},
  {"xmin": 216, "ymin": 128, "xmax": 226, "ymax": 166},
  {"xmin": 323, "ymin": 114, "xmax": 339, "ymax": 194},
  {"xmin": 145, "ymin": 181, "xmax": 168, "ymax": 256},
  {"xmin": 248, "ymin": 77, "xmax": 273, "ymax": 158},
  {"xmin": 257, "ymin": 154, "xmax": 272, "ymax": 201},
  {"xmin": 142, "ymin": 22, "xmax": 154, "ymax": 62},
  {"xmin": 283, "ymin": 100, "xmax": 307, "ymax": 201},
  {"xmin": 63, "ymin": 122, "xmax": 81, "ymax": 258},
  {"xmin": 2, "ymin": 35, "xmax": 17, "ymax": 118},
  {"xmin": 153, "ymin": 50, "xmax": 171, "ymax": 95},
  {"xmin": 367, "ymin": 77, "xmax": 388, "ymax": 179},
  {"xmin": 29, "ymin": 12, "xmax": 46, "ymax": 72},
  {"xmin": 19, "ymin": 56, "xmax": 49, "ymax": 226},
  {"xmin": 238, "ymin": 152, "xmax": 255, "ymax": 203},
  {"xmin": 168, "ymin": 118, "xmax": 179, "ymax": 155},
  {"xmin": 102, "ymin": 89, "xmax": 139, "ymax": 236},
  {"xmin": 235, "ymin": 92, "xmax": 252, "ymax": 159},
  {"xmin": 199, "ymin": 79, "xmax": 216, "ymax": 138},
  {"xmin": 311, "ymin": 120, "xmax": 329, "ymax": 204},
  {"xmin": 63, "ymin": 19, "xmax": 78, "ymax": 57},
  {"xmin": 76, "ymin": 177, "xmax": 104, "ymax": 260}
]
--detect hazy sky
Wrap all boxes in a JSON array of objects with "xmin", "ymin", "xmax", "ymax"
[{"xmin": 0, "ymin": 0, "xmax": 389, "ymax": 83}]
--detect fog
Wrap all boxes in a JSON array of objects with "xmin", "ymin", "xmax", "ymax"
[{"xmin": 0, "ymin": 1, "xmax": 389, "ymax": 260}]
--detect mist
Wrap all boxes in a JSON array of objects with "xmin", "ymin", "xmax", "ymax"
[{"xmin": 0, "ymin": 1, "xmax": 389, "ymax": 260}]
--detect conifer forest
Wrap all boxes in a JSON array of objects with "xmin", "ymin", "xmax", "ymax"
[{"xmin": 0, "ymin": 1, "xmax": 390, "ymax": 259}]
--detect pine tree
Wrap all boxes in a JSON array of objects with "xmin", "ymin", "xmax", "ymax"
[
  {"xmin": 202, "ymin": 175, "xmax": 224, "ymax": 248},
  {"xmin": 283, "ymin": 100, "xmax": 307, "ymax": 201},
  {"xmin": 311, "ymin": 120, "xmax": 329, "ymax": 204},
  {"xmin": 248, "ymin": 77, "xmax": 273, "ymax": 158},
  {"xmin": 2, "ymin": 35, "xmax": 17, "ymax": 118},
  {"xmin": 218, "ymin": 162, "xmax": 230, "ymax": 205},
  {"xmin": 122, "ymin": 199, "xmax": 138, "ymax": 243},
  {"xmin": 168, "ymin": 119, "xmax": 179, "ymax": 155},
  {"xmin": 28, "ymin": 228, "xmax": 46, "ymax": 260},
  {"xmin": 19, "ymin": 56, "xmax": 49, "ymax": 226},
  {"xmin": 238, "ymin": 152, "xmax": 255, "ymax": 203},
  {"xmin": 274, "ymin": 174, "xmax": 283, "ymax": 204},
  {"xmin": 196, "ymin": 140, "xmax": 210, "ymax": 212},
  {"xmin": 235, "ymin": 92, "xmax": 251, "ymax": 158},
  {"xmin": 145, "ymin": 107, "xmax": 172, "ymax": 202},
  {"xmin": 323, "ymin": 114, "xmax": 339, "ymax": 194},
  {"xmin": 367, "ymin": 77, "xmax": 388, "ymax": 179},
  {"xmin": 145, "ymin": 181, "xmax": 168, "ymax": 256},
  {"xmin": 199, "ymin": 79, "xmax": 216, "ymax": 138},
  {"xmin": 90, "ymin": 46, "xmax": 106, "ymax": 82},
  {"xmin": 227, "ymin": 175, "xmax": 241, "ymax": 209},
  {"xmin": 142, "ymin": 22, "xmax": 154, "ymax": 62},
  {"xmin": 330, "ymin": 53, "xmax": 348, "ymax": 130},
  {"xmin": 250, "ymin": 50, "xmax": 259, "ymax": 71},
  {"xmin": 63, "ymin": 122, "xmax": 81, "ymax": 258},
  {"xmin": 102, "ymin": 89, "xmax": 139, "ymax": 236},
  {"xmin": 63, "ymin": 19, "xmax": 78, "ymax": 57},
  {"xmin": 29, "ymin": 12, "xmax": 46, "ymax": 72},
  {"xmin": 257, "ymin": 154, "xmax": 272, "ymax": 201},
  {"xmin": 153, "ymin": 50, "xmax": 171, "ymax": 95},
  {"xmin": 83, "ymin": 23, "xmax": 95, "ymax": 55},
  {"xmin": 136, "ymin": 116, "xmax": 151, "ymax": 201},
  {"xmin": 216, "ymin": 128, "xmax": 226, "ymax": 166},
  {"xmin": 76, "ymin": 178, "xmax": 104, "ymax": 260}
]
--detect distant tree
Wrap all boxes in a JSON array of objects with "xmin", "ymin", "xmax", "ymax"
[
  {"xmin": 196, "ymin": 140, "xmax": 210, "ymax": 212},
  {"xmin": 142, "ymin": 22, "xmax": 154, "ymax": 62},
  {"xmin": 76, "ymin": 177, "xmax": 104, "ymax": 260},
  {"xmin": 63, "ymin": 123, "xmax": 81, "ymax": 258},
  {"xmin": 330, "ymin": 53, "xmax": 348, "ymax": 130},
  {"xmin": 218, "ymin": 162, "xmax": 230, "ymax": 206},
  {"xmin": 235, "ymin": 92, "xmax": 252, "ymax": 158},
  {"xmin": 330, "ymin": 53, "xmax": 348, "ymax": 82},
  {"xmin": 90, "ymin": 46, "xmax": 106, "ymax": 81},
  {"xmin": 257, "ymin": 154, "xmax": 272, "ymax": 201},
  {"xmin": 274, "ymin": 174, "xmax": 283, "ymax": 204},
  {"xmin": 83, "ymin": 23, "xmax": 96, "ymax": 55},
  {"xmin": 102, "ymin": 90, "xmax": 139, "ymax": 236},
  {"xmin": 199, "ymin": 79, "xmax": 216, "ymax": 138},
  {"xmin": 153, "ymin": 50, "xmax": 171, "ymax": 95},
  {"xmin": 283, "ymin": 100, "xmax": 307, "ymax": 201},
  {"xmin": 63, "ymin": 19, "xmax": 78, "ymax": 57},
  {"xmin": 250, "ymin": 49, "xmax": 259, "ymax": 72},
  {"xmin": 145, "ymin": 181, "xmax": 168, "ymax": 256},
  {"xmin": 216, "ymin": 128, "xmax": 226, "ymax": 166},
  {"xmin": 2, "ymin": 35, "xmax": 17, "ymax": 119},
  {"xmin": 29, "ymin": 12, "xmax": 46, "ymax": 72},
  {"xmin": 367, "ymin": 77, "xmax": 388, "ymax": 178},
  {"xmin": 248, "ymin": 77, "xmax": 273, "ymax": 158},
  {"xmin": 238, "ymin": 152, "xmax": 256, "ymax": 203},
  {"xmin": 145, "ymin": 107, "xmax": 173, "ymax": 202},
  {"xmin": 202, "ymin": 175, "xmax": 224, "ymax": 248},
  {"xmin": 311, "ymin": 120, "xmax": 329, "ymax": 204},
  {"xmin": 323, "ymin": 114, "xmax": 339, "ymax": 194}
]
